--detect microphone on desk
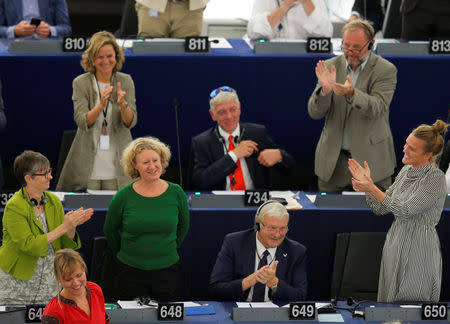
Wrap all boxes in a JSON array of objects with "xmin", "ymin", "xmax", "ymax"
[
  {"xmin": 347, "ymin": 297, "xmax": 366, "ymax": 318},
  {"xmin": 173, "ymin": 98, "xmax": 183, "ymax": 187}
]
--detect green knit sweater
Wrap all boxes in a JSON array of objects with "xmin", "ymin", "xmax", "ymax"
[{"xmin": 103, "ymin": 181, "xmax": 189, "ymax": 270}]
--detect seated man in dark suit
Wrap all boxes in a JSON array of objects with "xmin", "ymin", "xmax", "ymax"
[
  {"xmin": 190, "ymin": 86, "xmax": 295, "ymax": 190},
  {"xmin": 210, "ymin": 200, "xmax": 307, "ymax": 301},
  {"xmin": 0, "ymin": 0, "xmax": 71, "ymax": 38}
]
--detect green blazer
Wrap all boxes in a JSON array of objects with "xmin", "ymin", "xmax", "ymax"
[{"xmin": 0, "ymin": 189, "xmax": 81, "ymax": 280}]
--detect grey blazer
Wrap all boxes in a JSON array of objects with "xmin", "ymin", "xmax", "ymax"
[
  {"xmin": 56, "ymin": 72, "xmax": 137, "ymax": 191},
  {"xmin": 308, "ymin": 53, "xmax": 397, "ymax": 183}
]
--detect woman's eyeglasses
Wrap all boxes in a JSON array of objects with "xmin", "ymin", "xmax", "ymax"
[{"xmin": 32, "ymin": 168, "xmax": 52, "ymax": 178}]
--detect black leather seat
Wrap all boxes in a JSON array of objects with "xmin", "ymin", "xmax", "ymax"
[{"xmin": 330, "ymin": 232, "xmax": 386, "ymax": 301}]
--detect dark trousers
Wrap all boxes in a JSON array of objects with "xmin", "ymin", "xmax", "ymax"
[
  {"xmin": 114, "ymin": 259, "xmax": 182, "ymax": 301},
  {"xmin": 402, "ymin": 0, "xmax": 450, "ymax": 39}
]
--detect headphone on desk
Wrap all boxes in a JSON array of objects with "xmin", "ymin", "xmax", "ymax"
[{"xmin": 22, "ymin": 187, "xmax": 47, "ymax": 207}]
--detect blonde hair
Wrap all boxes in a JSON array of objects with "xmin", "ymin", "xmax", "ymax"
[
  {"xmin": 80, "ymin": 30, "xmax": 124, "ymax": 73},
  {"xmin": 342, "ymin": 19, "xmax": 374, "ymax": 41},
  {"xmin": 53, "ymin": 249, "xmax": 87, "ymax": 304},
  {"xmin": 412, "ymin": 119, "xmax": 448, "ymax": 163},
  {"xmin": 121, "ymin": 137, "xmax": 171, "ymax": 178}
]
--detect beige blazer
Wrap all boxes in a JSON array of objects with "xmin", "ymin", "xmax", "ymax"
[
  {"xmin": 135, "ymin": 0, "xmax": 209, "ymax": 12},
  {"xmin": 308, "ymin": 53, "xmax": 397, "ymax": 183},
  {"xmin": 56, "ymin": 72, "xmax": 137, "ymax": 191}
]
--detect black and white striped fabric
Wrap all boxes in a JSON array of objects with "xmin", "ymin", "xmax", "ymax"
[{"xmin": 366, "ymin": 163, "xmax": 446, "ymax": 303}]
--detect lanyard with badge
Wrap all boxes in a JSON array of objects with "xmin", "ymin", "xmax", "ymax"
[{"xmin": 95, "ymin": 76, "xmax": 110, "ymax": 150}]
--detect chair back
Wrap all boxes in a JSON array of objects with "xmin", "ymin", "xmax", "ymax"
[{"xmin": 330, "ymin": 232, "xmax": 386, "ymax": 301}]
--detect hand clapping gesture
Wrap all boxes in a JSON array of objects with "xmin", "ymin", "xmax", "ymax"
[
  {"xmin": 333, "ymin": 75, "xmax": 354, "ymax": 99},
  {"xmin": 116, "ymin": 82, "xmax": 127, "ymax": 109},
  {"xmin": 315, "ymin": 60, "xmax": 336, "ymax": 95},
  {"xmin": 348, "ymin": 158, "xmax": 374, "ymax": 192},
  {"xmin": 255, "ymin": 261, "xmax": 279, "ymax": 285},
  {"xmin": 100, "ymin": 85, "xmax": 114, "ymax": 108}
]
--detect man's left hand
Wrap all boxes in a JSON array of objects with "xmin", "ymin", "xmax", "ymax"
[
  {"xmin": 258, "ymin": 149, "xmax": 282, "ymax": 167},
  {"xmin": 333, "ymin": 75, "xmax": 354, "ymax": 99},
  {"xmin": 36, "ymin": 21, "xmax": 51, "ymax": 38},
  {"xmin": 255, "ymin": 261, "xmax": 279, "ymax": 285}
]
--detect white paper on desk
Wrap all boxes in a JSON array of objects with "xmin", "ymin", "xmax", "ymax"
[
  {"xmin": 145, "ymin": 38, "xmax": 184, "ymax": 43},
  {"xmin": 115, "ymin": 39, "xmax": 134, "ymax": 48},
  {"xmin": 117, "ymin": 300, "xmax": 154, "ymax": 309},
  {"xmin": 269, "ymin": 38, "xmax": 307, "ymax": 43},
  {"xmin": 86, "ymin": 189, "xmax": 117, "ymax": 195},
  {"xmin": 47, "ymin": 191, "xmax": 67, "ymax": 201},
  {"xmin": 306, "ymin": 194, "xmax": 316, "ymax": 203},
  {"xmin": 236, "ymin": 301, "xmax": 278, "ymax": 308},
  {"xmin": 181, "ymin": 301, "xmax": 203, "ymax": 307},
  {"xmin": 212, "ymin": 190, "xmax": 244, "ymax": 195},
  {"xmin": 210, "ymin": 37, "xmax": 232, "ymax": 49},
  {"xmin": 269, "ymin": 191, "xmax": 296, "ymax": 199},
  {"xmin": 318, "ymin": 313, "xmax": 344, "ymax": 322},
  {"xmin": 281, "ymin": 302, "xmax": 331, "ymax": 308},
  {"xmin": 342, "ymin": 191, "xmax": 365, "ymax": 195}
]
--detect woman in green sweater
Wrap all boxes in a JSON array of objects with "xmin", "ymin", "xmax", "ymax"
[{"xmin": 103, "ymin": 137, "xmax": 190, "ymax": 301}]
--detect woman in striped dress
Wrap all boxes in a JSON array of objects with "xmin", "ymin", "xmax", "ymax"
[{"xmin": 348, "ymin": 119, "xmax": 447, "ymax": 302}]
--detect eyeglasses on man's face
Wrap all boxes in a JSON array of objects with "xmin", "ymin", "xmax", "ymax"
[
  {"xmin": 341, "ymin": 40, "xmax": 371, "ymax": 54},
  {"xmin": 260, "ymin": 222, "xmax": 289, "ymax": 233},
  {"xmin": 32, "ymin": 168, "xmax": 52, "ymax": 178},
  {"xmin": 209, "ymin": 86, "xmax": 234, "ymax": 100}
]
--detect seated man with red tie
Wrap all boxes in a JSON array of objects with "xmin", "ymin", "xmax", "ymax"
[
  {"xmin": 209, "ymin": 200, "xmax": 307, "ymax": 301},
  {"xmin": 190, "ymin": 86, "xmax": 295, "ymax": 190}
]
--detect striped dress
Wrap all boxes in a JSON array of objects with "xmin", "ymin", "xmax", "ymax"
[{"xmin": 366, "ymin": 164, "xmax": 446, "ymax": 303}]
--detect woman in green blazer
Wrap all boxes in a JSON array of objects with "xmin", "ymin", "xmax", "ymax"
[{"xmin": 0, "ymin": 151, "xmax": 93, "ymax": 304}]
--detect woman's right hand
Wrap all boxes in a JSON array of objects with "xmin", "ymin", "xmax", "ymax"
[
  {"xmin": 100, "ymin": 85, "xmax": 114, "ymax": 107},
  {"xmin": 63, "ymin": 207, "xmax": 93, "ymax": 230}
]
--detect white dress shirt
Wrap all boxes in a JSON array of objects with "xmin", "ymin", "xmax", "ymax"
[
  {"xmin": 246, "ymin": 236, "xmax": 277, "ymax": 302},
  {"xmin": 247, "ymin": 0, "xmax": 333, "ymax": 40}
]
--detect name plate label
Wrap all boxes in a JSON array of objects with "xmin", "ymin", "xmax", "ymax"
[
  {"xmin": 307, "ymin": 37, "xmax": 331, "ymax": 53},
  {"xmin": 245, "ymin": 190, "xmax": 269, "ymax": 206}
]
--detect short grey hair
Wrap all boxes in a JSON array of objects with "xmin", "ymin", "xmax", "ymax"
[
  {"xmin": 209, "ymin": 89, "xmax": 240, "ymax": 113},
  {"xmin": 255, "ymin": 200, "xmax": 289, "ymax": 223}
]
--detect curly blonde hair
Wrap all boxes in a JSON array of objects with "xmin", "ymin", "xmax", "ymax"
[
  {"xmin": 80, "ymin": 30, "xmax": 124, "ymax": 73},
  {"xmin": 122, "ymin": 137, "xmax": 171, "ymax": 178}
]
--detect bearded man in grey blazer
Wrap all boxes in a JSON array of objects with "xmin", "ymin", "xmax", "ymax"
[{"xmin": 308, "ymin": 19, "xmax": 397, "ymax": 192}]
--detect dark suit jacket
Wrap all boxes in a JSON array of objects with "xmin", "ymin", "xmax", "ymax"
[
  {"xmin": 352, "ymin": 0, "xmax": 385, "ymax": 32},
  {"xmin": 190, "ymin": 122, "xmax": 295, "ymax": 190},
  {"xmin": 210, "ymin": 229, "xmax": 307, "ymax": 301},
  {"xmin": 0, "ymin": 0, "xmax": 71, "ymax": 38}
]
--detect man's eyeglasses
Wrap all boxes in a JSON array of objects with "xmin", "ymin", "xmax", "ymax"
[
  {"xmin": 341, "ymin": 40, "xmax": 371, "ymax": 54},
  {"xmin": 209, "ymin": 86, "xmax": 234, "ymax": 99},
  {"xmin": 261, "ymin": 222, "xmax": 289, "ymax": 233},
  {"xmin": 32, "ymin": 168, "xmax": 52, "ymax": 178}
]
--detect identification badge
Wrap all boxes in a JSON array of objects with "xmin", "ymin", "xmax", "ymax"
[
  {"xmin": 100, "ymin": 135, "xmax": 110, "ymax": 150},
  {"xmin": 149, "ymin": 9, "xmax": 158, "ymax": 17}
]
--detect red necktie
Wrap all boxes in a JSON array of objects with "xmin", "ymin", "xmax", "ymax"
[{"xmin": 228, "ymin": 135, "xmax": 246, "ymax": 190}]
